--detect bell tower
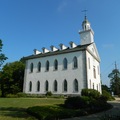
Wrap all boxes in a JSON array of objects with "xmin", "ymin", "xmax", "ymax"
[{"xmin": 79, "ymin": 16, "xmax": 94, "ymax": 45}]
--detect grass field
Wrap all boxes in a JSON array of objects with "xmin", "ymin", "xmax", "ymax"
[{"xmin": 0, "ymin": 98, "xmax": 65, "ymax": 120}]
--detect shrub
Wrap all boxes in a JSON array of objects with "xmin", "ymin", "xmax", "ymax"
[
  {"xmin": 6, "ymin": 94, "xmax": 18, "ymax": 98},
  {"xmin": 46, "ymin": 91, "xmax": 52, "ymax": 96},
  {"xmin": 27, "ymin": 105, "xmax": 87, "ymax": 120},
  {"xmin": 81, "ymin": 89, "xmax": 100, "ymax": 99},
  {"xmin": 17, "ymin": 92, "xmax": 27, "ymax": 97},
  {"xmin": 64, "ymin": 96, "xmax": 90, "ymax": 109},
  {"xmin": 89, "ymin": 98, "xmax": 112, "ymax": 113},
  {"xmin": 101, "ymin": 90, "xmax": 115, "ymax": 101}
]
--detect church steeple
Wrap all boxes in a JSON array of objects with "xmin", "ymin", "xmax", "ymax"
[
  {"xmin": 79, "ymin": 16, "xmax": 94, "ymax": 45},
  {"xmin": 82, "ymin": 16, "xmax": 91, "ymax": 31}
]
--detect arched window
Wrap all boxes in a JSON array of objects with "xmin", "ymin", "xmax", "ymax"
[
  {"xmin": 99, "ymin": 83, "xmax": 101, "ymax": 92},
  {"xmin": 97, "ymin": 84, "xmax": 98, "ymax": 91},
  {"xmin": 38, "ymin": 62, "xmax": 41, "ymax": 72},
  {"xmin": 29, "ymin": 81, "xmax": 32, "ymax": 92},
  {"xmin": 93, "ymin": 83, "xmax": 94, "ymax": 89},
  {"xmin": 63, "ymin": 58, "xmax": 67, "ymax": 70},
  {"xmin": 97, "ymin": 65, "xmax": 100, "ymax": 75},
  {"xmin": 88, "ymin": 58, "xmax": 90, "ymax": 69},
  {"xmin": 54, "ymin": 59, "xmax": 58, "ymax": 70},
  {"xmin": 45, "ymin": 80, "xmax": 49, "ymax": 91},
  {"xmin": 73, "ymin": 57, "xmax": 78, "ymax": 68},
  {"xmin": 63, "ymin": 79, "xmax": 67, "ymax": 92},
  {"xmin": 93, "ymin": 66, "xmax": 96, "ymax": 78},
  {"xmin": 54, "ymin": 80, "xmax": 57, "ymax": 92},
  {"xmin": 30, "ymin": 63, "xmax": 33, "ymax": 72},
  {"xmin": 89, "ymin": 79, "xmax": 91, "ymax": 89},
  {"xmin": 37, "ymin": 81, "xmax": 40, "ymax": 92},
  {"xmin": 46, "ymin": 61, "xmax": 49, "ymax": 71},
  {"xmin": 74, "ymin": 79, "xmax": 78, "ymax": 92}
]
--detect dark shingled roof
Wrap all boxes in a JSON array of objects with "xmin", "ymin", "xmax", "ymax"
[{"xmin": 23, "ymin": 43, "xmax": 92, "ymax": 60}]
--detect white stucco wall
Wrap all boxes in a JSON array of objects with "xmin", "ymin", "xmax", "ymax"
[
  {"xmin": 86, "ymin": 50, "xmax": 101, "ymax": 93},
  {"xmin": 23, "ymin": 51, "xmax": 87, "ymax": 95}
]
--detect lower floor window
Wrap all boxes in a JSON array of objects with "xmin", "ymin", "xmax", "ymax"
[
  {"xmin": 63, "ymin": 80, "xmax": 67, "ymax": 92},
  {"xmin": 54, "ymin": 80, "xmax": 57, "ymax": 92},
  {"xmin": 45, "ymin": 80, "xmax": 49, "ymax": 91},
  {"xmin": 29, "ymin": 81, "xmax": 32, "ymax": 92},
  {"xmin": 37, "ymin": 81, "xmax": 40, "ymax": 92}
]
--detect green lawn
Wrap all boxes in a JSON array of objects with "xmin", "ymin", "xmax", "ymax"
[{"xmin": 0, "ymin": 98, "xmax": 65, "ymax": 120}]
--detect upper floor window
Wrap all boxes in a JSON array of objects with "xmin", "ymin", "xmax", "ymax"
[
  {"xmin": 93, "ymin": 66, "xmax": 96, "ymax": 79},
  {"xmin": 63, "ymin": 58, "xmax": 68, "ymax": 70},
  {"xmin": 46, "ymin": 61, "xmax": 49, "ymax": 71},
  {"xmin": 30, "ymin": 63, "xmax": 33, "ymax": 73},
  {"xmin": 88, "ymin": 58, "xmax": 90, "ymax": 69},
  {"xmin": 73, "ymin": 56, "xmax": 78, "ymax": 68},
  {"xmin": 38, "ymin": 62, "xmax": 41, "ymax": 72},
  {"xmin": 97, "ymin": 65, "xmax": 100, "ymax": 75},
  {"xmin": 54, "ymin": 59, "xmax": 58, "ymax": 70}
]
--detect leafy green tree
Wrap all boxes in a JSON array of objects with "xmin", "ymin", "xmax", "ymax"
[
  {"xmin": 0, "ymin": 61, "xmax": 25, "ymax": 97},
  {"xmin": 0, "ymin": 39, "xmax": 8, "ymax": 97},
  {"xmin": 108, "ymin": 68, "xmax": 120, "ymax": 95},
  {"xmin": 102, "ymin": 84, "xmax": 110, "ymax": 93},
  {"xmin": 0, "ymin": 40, "xmax": 8, "ymax": 68}
]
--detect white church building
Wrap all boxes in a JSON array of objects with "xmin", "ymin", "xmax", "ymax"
[{"xmin": 23, "ymin": 16, "xmax": 101, "ymax": 95}]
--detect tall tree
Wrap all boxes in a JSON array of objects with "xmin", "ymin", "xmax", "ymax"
[
  {"xmin": 0, "ymin": 61, "xmax": 25, "ymax": 96},
  {"xmin": 0, "ymin": 40, "xmax": 8, "ymax": 68},
  {"xmin": 102, "ymin": 84, "xmax": 110, "ymax": 93},
  {"xmin": 108, "ymin": 63, "xmax": 120, "ymax": 95},
  {"xmin": 0, "ymin": 39, "xmax": 8, "ymax": 97}
]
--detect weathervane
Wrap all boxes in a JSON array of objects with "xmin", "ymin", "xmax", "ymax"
[{"xmin": 81, "ymin": 9, "xmax": 88, "ymax": 17}]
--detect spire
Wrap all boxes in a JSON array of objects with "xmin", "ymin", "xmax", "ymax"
[{"xmin": 82, "ymin": 15, "xmax": 91, "ymax": 31}]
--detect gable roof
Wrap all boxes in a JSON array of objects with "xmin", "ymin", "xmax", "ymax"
[{"xmin": 86, "ymin": 43, "xmax": 101, "ymax": 62}]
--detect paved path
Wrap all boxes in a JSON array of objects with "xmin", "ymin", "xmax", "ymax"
[{"xmin": 61, "ymin": 98, "xmax": 120, "ymax": 120}]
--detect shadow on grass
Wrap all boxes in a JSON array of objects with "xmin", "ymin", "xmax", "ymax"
[{"xmin": 0, "ymin": 107, "xmax": 37, "ymax": 119}]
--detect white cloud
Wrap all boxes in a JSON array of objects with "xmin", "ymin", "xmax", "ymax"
[
  {"xmin": 57, "ymin": 1, "xmax": 68, "ymax": 12},
  {"xmin": 102, "ymin": 44, "xmax": 114, "ymax": 49},
  {"xmin": 57, "ymin": 0, "xmax": 85, "ymax": 13}
]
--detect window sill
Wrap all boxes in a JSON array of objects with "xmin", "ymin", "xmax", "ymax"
[
  {"xmin": 29, "ymin": 72, "xmax": 33, "ymax": 74},
  {"xmin": 37, "ymin": 71, "xmax": 41, "ymax": 73},
  {"xmin": 72, "ymin": 67, "xmax": 78, "ymax": 70},
  {"xmin": 62, "ymin": 69, "xmax": 67, "ymax": 71},
  {"xmin": 63, "ymin": 91, "xmax": 67, "ymax": 93},
  {"xmin": 73, "ymin": 91, "xmax": 79, "ymax": 93}
]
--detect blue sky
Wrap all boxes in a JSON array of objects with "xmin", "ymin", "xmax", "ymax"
[{"xmin": 0, "ymin": 0, "xmax": 120, "ymax": 86}]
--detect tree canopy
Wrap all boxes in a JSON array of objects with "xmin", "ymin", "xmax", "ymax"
[
  {"xmin": 0, "ymin": 60, "xmax": 25, "ymax": 97},
  {"xmin": 0, "ymin": 40, "xmax": 8, "ymax": 68},
  {"xmin": 108, "ymin": 68, "xmax": 120, "ymax": 95}
]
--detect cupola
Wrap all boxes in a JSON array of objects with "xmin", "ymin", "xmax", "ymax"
[
  {"xmin": 79, "ymin": 16, "xmax": 94, "ymax": 45},
  {"xmin": 82, "ymin": 16, "xmax": 91, "ymax": 31}
]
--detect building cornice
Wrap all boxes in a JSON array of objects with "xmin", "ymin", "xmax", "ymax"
[
  {"xmin": 23, "ymin": 43, "xmax": 92, "ymax": 60},
  {"xmin": 86, "ymin": 48, "xmax": 100, "ymax": 63}
]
